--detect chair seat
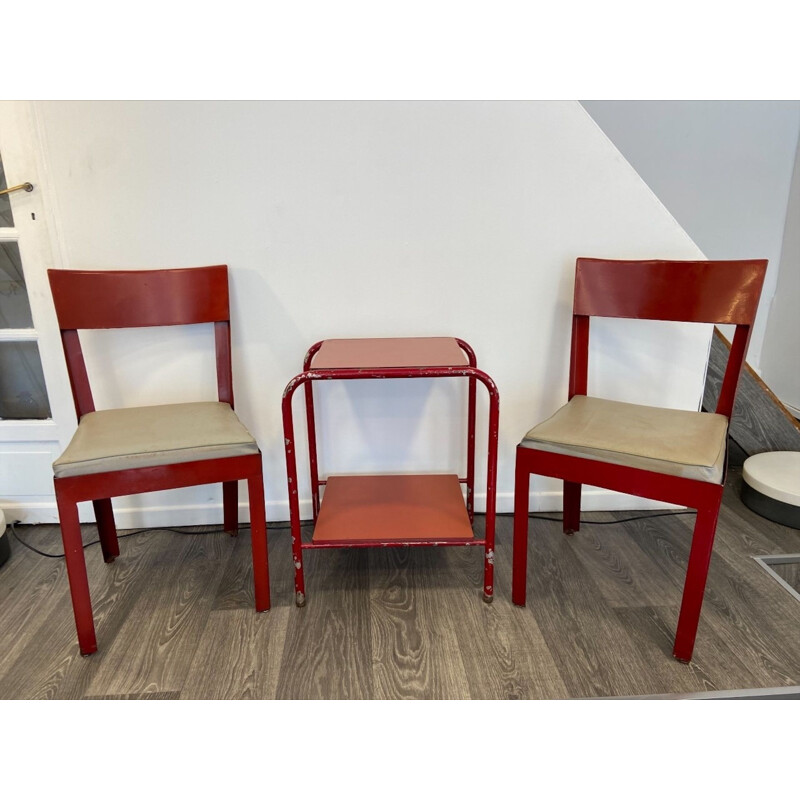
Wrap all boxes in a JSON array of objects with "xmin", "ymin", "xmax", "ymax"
[
  {"xmin": 53, "ymin": 401, "xmax": 259, "ymax": 478},
  {"xmin": 520, "ymin": 395, "xmax": 728, "ymax": 483}
]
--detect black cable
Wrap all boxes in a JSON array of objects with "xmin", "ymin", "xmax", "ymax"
[
  {"xmin": 10, "ymin": 519, "xmax": 312, "ymax": 560},
  {"xmin": 513, "ymin": 510, "xmax": 697, "ymax": 524},
  {"xmin": 11, "ymin": 508, "xmax": 693, "ymax": 560}
]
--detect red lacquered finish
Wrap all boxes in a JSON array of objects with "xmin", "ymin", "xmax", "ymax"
[
  {"xmin": 303, "ymin": 342, "xmax": 324, "ymax": 521},
  {"xmin": 282, "ymin": 337, "xmax": 499, "ymax": 606},
  {"xmin": 457, "ymin": 338, "xmax": 478, "ymax": 523},
  {"xmin": 310, "ymin": 336, "xmax": 470, "ymax": 369},
  {"xmin": 311, "ymin": 475, "xmax": 474, "ymax": 544},
  {"xmin": 512, "ymin": 258, "xmax": 767, "ymax": 664},
  {"xmin": 48, "ymin": 266, "xmax": 270, "ymax": 655},
  {"xmin": 572, "ymin": 258, "xmax": 765, "ymax": 324},
  {"xmin": 47, "ymin": 265, "xmax": 231, "ymax": 330}
]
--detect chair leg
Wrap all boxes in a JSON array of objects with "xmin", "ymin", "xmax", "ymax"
[
  {"xmin": 247, "ymin": 474, "xmax": 270, "ymax": 613},
  {"xmin": 563, "ymin": 481, "xmax": 581, "ymax": 535},
  {"xmin": 672, "ymin": 502, "xmax": 721, "ymax": 663},
  {"xmin": 512, "ymin": 452, "xmax": 530, "ymax": 607},
  {"xmin": 223, "ymin": 480, "xmax": 239, "ymax": 536},
  {"xmin": 56, "ymin": 491, "xmax": 98, "ymax": 655},
  {"xmin": 92, "ymin": 498, "xmax": 119, "ymax": 563}
]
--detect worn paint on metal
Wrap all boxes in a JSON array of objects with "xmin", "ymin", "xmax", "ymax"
[{"xmin": 282, "ymin": 337, "xmax": 500, "ymax": 605}]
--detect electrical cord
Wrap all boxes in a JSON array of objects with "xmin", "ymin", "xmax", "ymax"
[
  {"xmin": 11, "ymin": 509, "xmax": 694, "ymax": 560},
  {"xmin": 502, "ymin": 510, "xmax": 698, "ymax": 524},
  {"xmin": 9, "ymin": 519, "xmax": 311, "ymax": 560}
]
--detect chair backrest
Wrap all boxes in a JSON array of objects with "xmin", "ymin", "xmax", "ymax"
[
  {"xmin": 48, "ymin": 265, "xmax": 234, "ymax": 418},
  {"xmin": 568, "ymin": 258, "xmax": 768, "ymax": 419}
]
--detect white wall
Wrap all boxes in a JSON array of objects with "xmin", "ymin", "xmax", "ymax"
[
  {"xmin": 761, "ymin": 133, "xmax": 800, "ymax": 415},
  {"xmin": 581, "ymin": 100, "xmax": 800, "ymax": 372},
  {"xmin": 32, "ymin": 101, "xmax": 709, "ymax": 524}
]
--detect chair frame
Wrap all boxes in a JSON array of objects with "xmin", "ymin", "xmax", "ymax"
[
  {"xmin": 511, "ymin": 258, "xmax": 767, "ymax": 663},
  {"xmin": 48, "ymin": 265, "xmax": 270, "ymax": 655}
]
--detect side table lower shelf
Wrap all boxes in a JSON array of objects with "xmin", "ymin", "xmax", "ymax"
[{"xmin": 311, "ymin": 474, "xmax": 476, "ymax": 545}]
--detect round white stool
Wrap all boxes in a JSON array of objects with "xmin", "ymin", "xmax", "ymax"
[{"xmin": 741, "ymin": 451, "xmax": 800, "ymax": 530}]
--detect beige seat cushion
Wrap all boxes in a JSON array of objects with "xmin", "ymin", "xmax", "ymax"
[
  {"xmin": 53, "ymin": 401, "xmax": 259, "ymax": 478},
  {"xmin": 520, "ymin": 395, "xmax": 728, "ymax": 483}
]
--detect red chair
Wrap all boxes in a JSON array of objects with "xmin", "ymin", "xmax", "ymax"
[
  {"xmin": 48, "ymin": 266, "xmax": 270, "ymax": 655},
  {"xmin": 512, "ymin": 258, "xmax": 767, "ymax": 663}
]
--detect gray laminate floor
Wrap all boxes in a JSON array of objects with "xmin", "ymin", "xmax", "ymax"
[{"xmin": 1, "ymin": 469, "xmax": 799, "ymax": 700}]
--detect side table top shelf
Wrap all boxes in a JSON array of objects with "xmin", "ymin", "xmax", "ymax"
[{"xmin": 310, "ymin": 337, "xmax": 471, "ymax": 370}]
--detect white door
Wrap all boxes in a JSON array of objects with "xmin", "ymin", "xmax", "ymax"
[{"xmin": 0, "ymin": 101, "xmax": 75, "ymax": 523}]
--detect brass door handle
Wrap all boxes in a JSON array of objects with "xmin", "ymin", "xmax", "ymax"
[{"xmin": 0, "ymin": 182, "xmax": 34, "ymax": 197}]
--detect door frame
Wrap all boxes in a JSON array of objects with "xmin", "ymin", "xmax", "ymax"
[{"xmin": 0, "ymin": 101, "xmax": 76, "ymax": 523}]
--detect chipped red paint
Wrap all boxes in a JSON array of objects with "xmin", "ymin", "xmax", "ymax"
[{"xmin": 281, "ymin": 338, "xmax": 499, "ymax": 605}]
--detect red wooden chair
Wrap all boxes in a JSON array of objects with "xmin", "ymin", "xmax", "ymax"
[
  {"xmin": 48, "ymin": 265, "xmax": 270, "ymax": 655},
  {"xmin": 512, "ymin": 258, "xmax": 767, "ymax": 663}
]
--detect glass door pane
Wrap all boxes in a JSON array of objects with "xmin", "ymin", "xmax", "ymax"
[
  {"xmin": 0, "ymin": 340, "xmax": 51, "ymax": 418},
  {"xmin": 0, "ymin": 148, "xmax": 52, "ymax": 420},
  {"xmin": 1, "ymin": 240, "xmax": 35, "ymax": 328}
]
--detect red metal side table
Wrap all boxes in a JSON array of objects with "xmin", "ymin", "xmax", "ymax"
[{"xmin": 281, "ymin": 337, "xmax": 499, "ymax": 607}]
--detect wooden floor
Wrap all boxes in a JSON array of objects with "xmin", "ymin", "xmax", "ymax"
[{"xmin": 2, "ymin": 469, "xmax": 799, "ymax": 700}]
